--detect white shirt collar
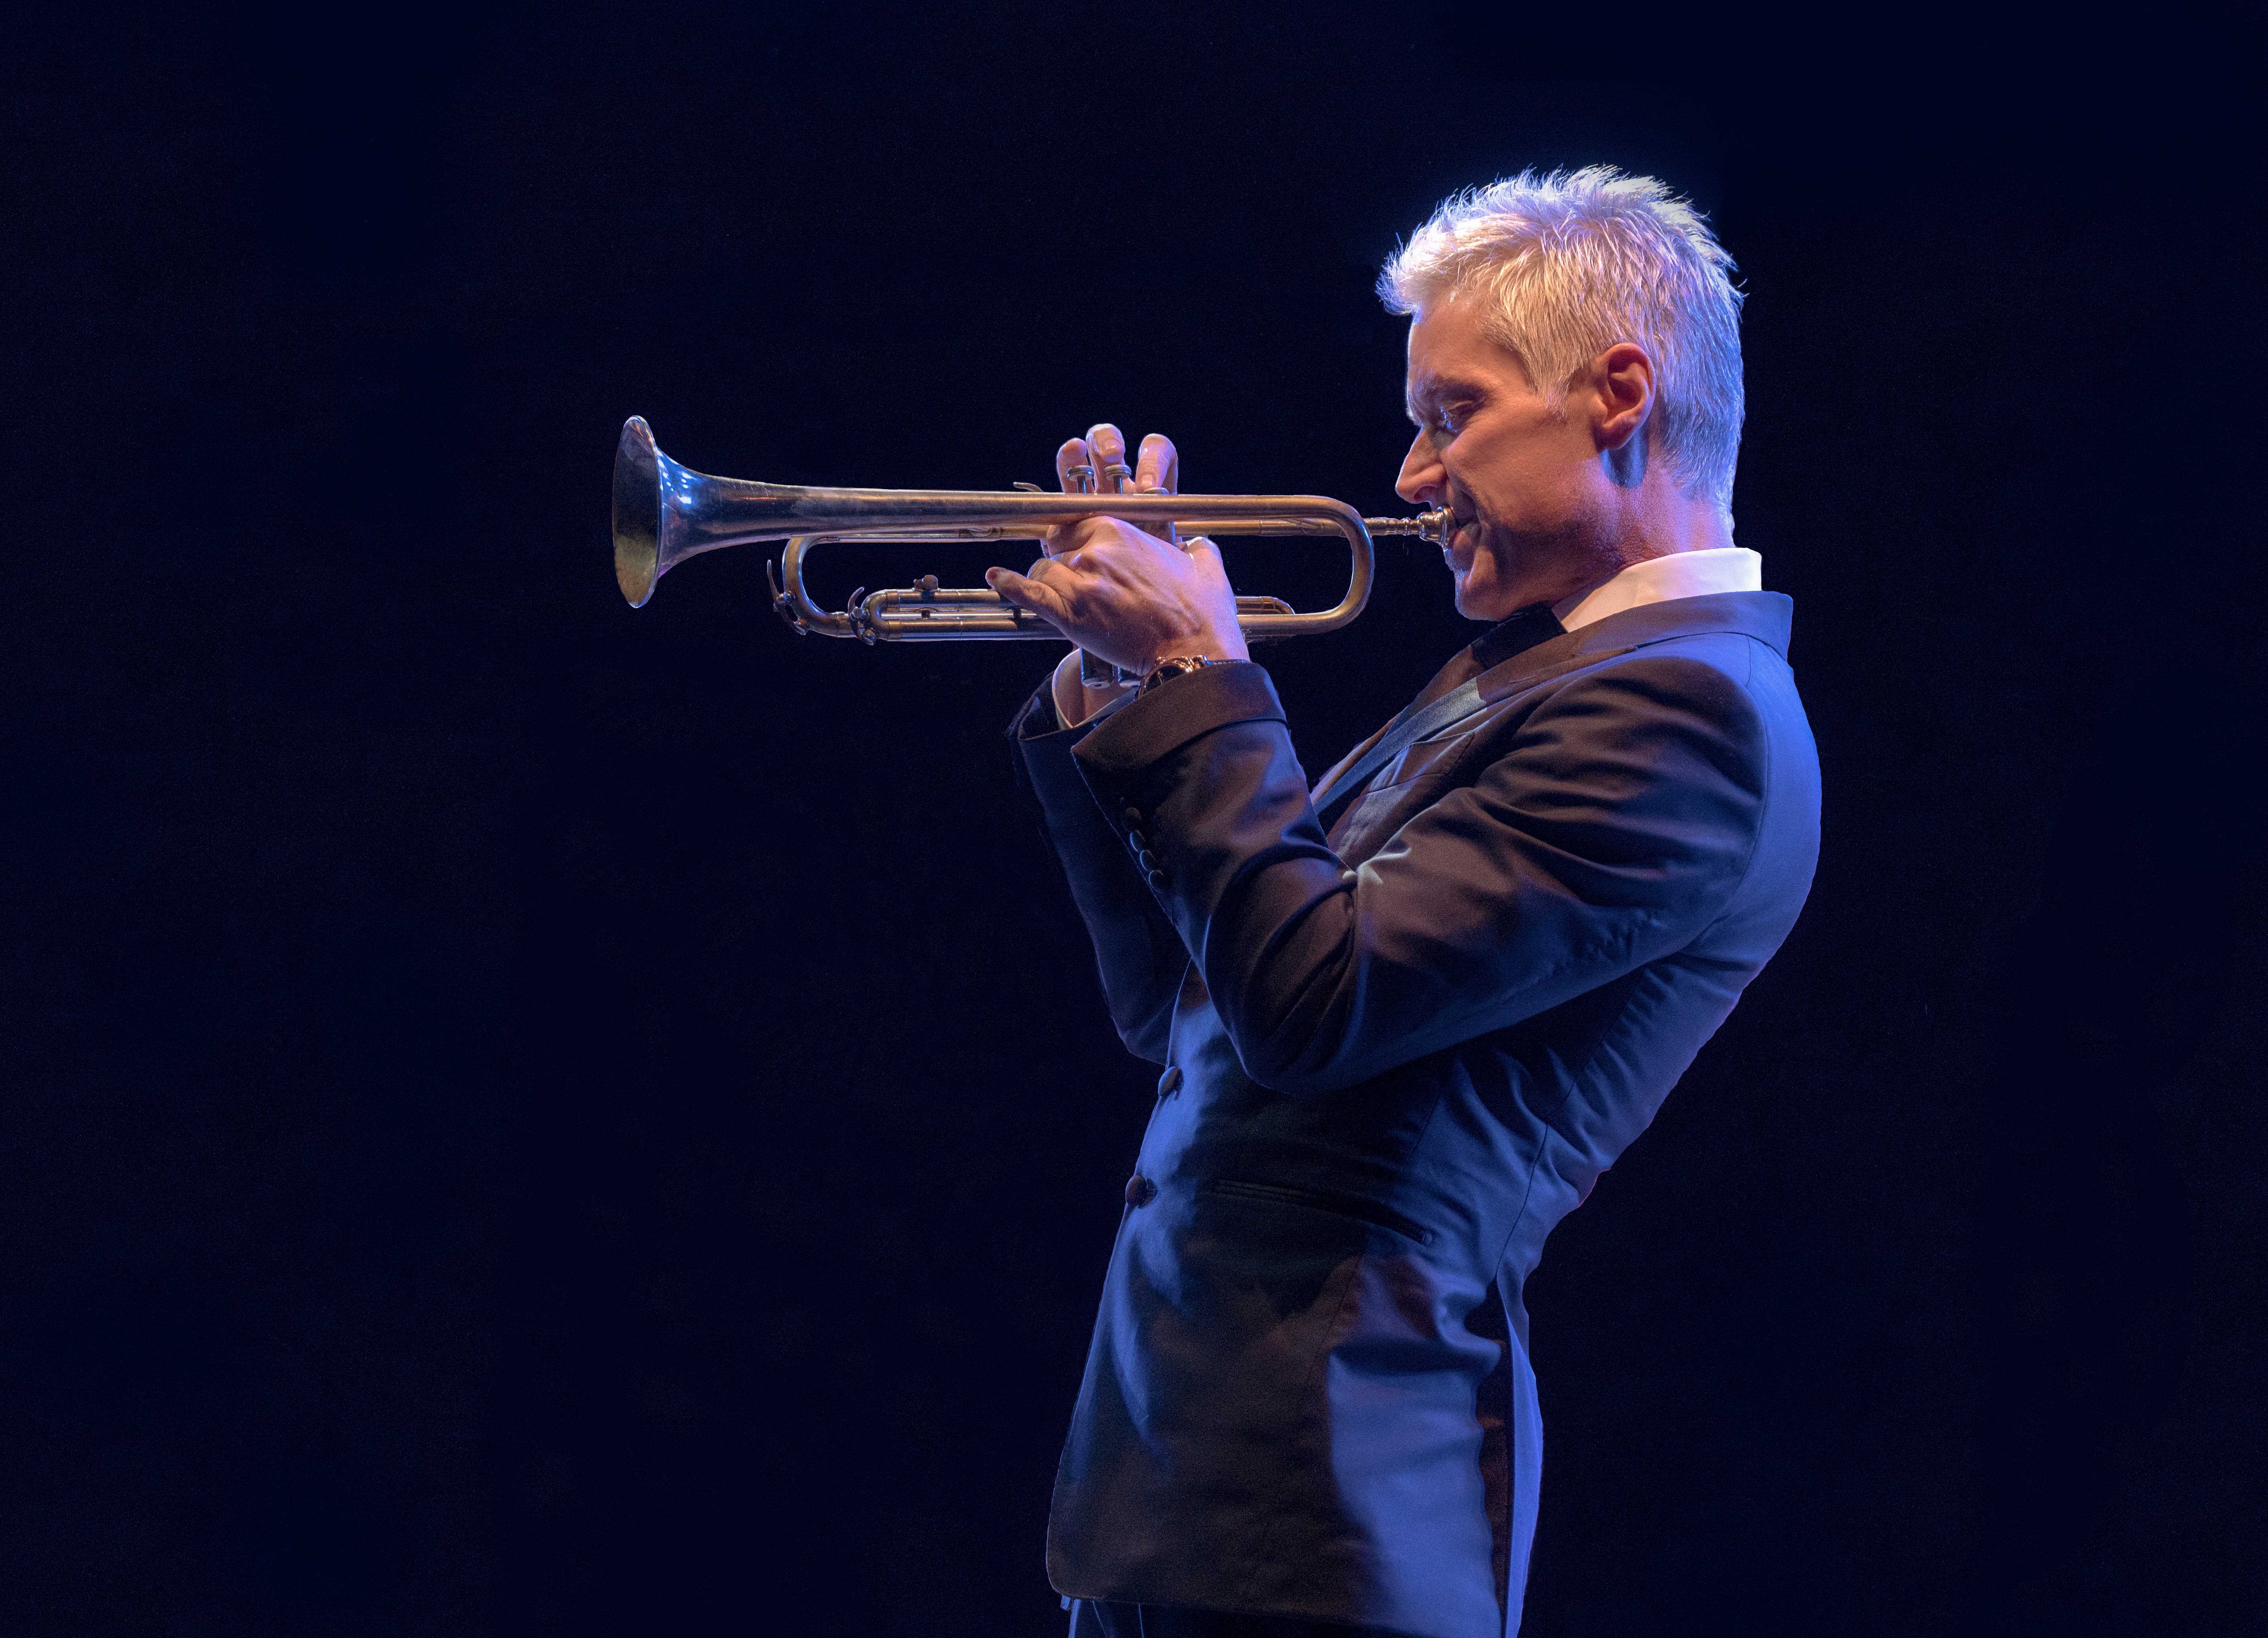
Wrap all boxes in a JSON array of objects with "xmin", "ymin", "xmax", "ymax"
[{"xmin": 1551, "ymin": 546, "xmax": 1763, "ymax": 633}]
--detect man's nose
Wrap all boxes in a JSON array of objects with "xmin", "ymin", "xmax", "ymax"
[{"xmin": 1395, "ymin": 432, "xmax": 1442, "ymax": 506}]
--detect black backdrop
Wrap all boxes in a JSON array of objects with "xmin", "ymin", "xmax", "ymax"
[{"xmin": 7, "ymin": 4, "xmax": 2265, "ymax": 1634}]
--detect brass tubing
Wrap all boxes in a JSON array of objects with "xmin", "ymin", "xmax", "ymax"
[{"xmin": 615, "ymin": 417, "xmax": 1451, "ymax": 644}]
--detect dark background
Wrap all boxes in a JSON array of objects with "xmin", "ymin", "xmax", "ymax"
[{"xmin": 5, "ymin": 3, "xmax": 2264, "ymax": 1634}]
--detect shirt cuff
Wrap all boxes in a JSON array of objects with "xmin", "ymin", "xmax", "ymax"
[{"xmin": 1009, "ymin": 676, "xmax": 1145, "ymax": 744}]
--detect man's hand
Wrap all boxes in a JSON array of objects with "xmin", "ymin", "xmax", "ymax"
[{"xmin": 988, "ymin": 424, "xmax": 1249, "ymax": 726}]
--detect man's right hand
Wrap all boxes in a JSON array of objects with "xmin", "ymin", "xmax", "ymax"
[{"xmin": 1042, "ymin": 423, "xmax": 1185, "ymax": 728}]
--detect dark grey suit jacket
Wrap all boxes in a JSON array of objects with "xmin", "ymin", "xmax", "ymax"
[{"xmin": 1014, "ymin": 592, "xmax": 1820, "ymax": 1638}]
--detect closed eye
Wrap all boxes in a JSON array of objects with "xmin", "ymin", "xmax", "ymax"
[{"xmin": 1408, "ymin": 395, "xmax": 1475, "ymax": 439}]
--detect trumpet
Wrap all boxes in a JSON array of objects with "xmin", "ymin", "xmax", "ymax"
[{"xmin": 611, "ymin": 417, "xmax": 1451, "ymax": 644}]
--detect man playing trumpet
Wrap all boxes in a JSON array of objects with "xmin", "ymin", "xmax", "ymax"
[{"xmin": 985, "ymin": 168, "xmax": 1820, "ymax": 1638}]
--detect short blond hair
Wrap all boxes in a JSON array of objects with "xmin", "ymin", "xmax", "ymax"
[{"xmin": 1379, "ymin": 167, "xmax": 1745, "ymax": 511}]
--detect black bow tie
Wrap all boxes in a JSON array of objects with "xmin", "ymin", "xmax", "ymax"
[{"xmin": 1470, "ymin": 603, "xmax": 1566, "ymax": 670}]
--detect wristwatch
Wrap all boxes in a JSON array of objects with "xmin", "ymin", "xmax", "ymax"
[{"xmin": 1137, "ymin": 654, "xmax": 1221, "ymax": 697}]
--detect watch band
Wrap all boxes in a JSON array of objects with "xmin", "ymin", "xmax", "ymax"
[{"xmin": 1136, "ymin": 655, "xmax": 1220, "ymax": 696}]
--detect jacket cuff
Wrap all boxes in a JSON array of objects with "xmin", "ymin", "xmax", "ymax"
[{"xmin": 1071, "ymin": 660, "xmax": 1284, "ymax": 780}]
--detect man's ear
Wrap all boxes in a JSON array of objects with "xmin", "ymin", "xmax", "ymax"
[{"xmin": 1591, "ymin": 342, "xmax": 1656, "ymax": 453}]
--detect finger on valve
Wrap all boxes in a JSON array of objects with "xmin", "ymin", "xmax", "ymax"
[
  {"xmin": 1128, "ymin": 430, "xmax": 1180, "ymax": 545},
  {"xmin": 1134, "ymin": 432, "xmax": 1179, "ymax": 496},
  {"xmin": 1085, "ymin": 423, "xmax": 1133, "ymax": 494},
  {"xmin": 1067, "ymin": 433, "xmax": 1133, "ymax": 690},
  {"xmin": 1056, "ymin": 437, "xmax": 1094, "ymax": 495},
  {"xmin": 1045, "ymin": 437, "xmax": 1092, "ymax": 560}
]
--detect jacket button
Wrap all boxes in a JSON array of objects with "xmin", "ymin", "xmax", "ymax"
[
  {"xmin": 1122, "ymin": 806, "xmax": 1144, "ymax": 826},
  {"xmin": 1146, "ymin": 869, "xmax": 1169, "ymax": 890},
  {"xmin": 1128, "ymin": 829, "xmax": 1149, "ymax": 852},
  {"xmin": 1136, "ymin": 849, "xmax": 1160, "ymax": 872},
  {"xmin": 1156, "ymin": 1065, "xmax": 1183, "ymax": 1098},
  {"xmin": 1124, "ymin": 1174, "xmax": 1157, "ymax": 1207}
]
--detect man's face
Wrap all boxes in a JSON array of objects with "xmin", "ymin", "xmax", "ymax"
[{"xmin": 1396, "ymin": 296, "xmax": 1623, "ymax": 621}]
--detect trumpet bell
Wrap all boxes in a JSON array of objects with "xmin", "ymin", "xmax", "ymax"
[
  {"xmin": 617, "ymin": 415, "xmax": 766, "ymax": 607},
  {"xmin": 612, "ymin": 415, "xmax": 665, "ymax": 607}
]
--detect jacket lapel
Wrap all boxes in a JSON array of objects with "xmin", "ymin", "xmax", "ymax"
[
  {"xmin": 1382, "ymin": 591, "xmax": 1796, "ymax": 748},
  {"xmin": 1307, "ymin": 647, "xmax": 1477, "ymax": 801},
  {"xmin": 1316, "ymin": 592, "xmax": 1796, "ymax": 857},
  {"xmin": 1308, "ymin": 604, "xmax": 1567, "ymax": 805}
]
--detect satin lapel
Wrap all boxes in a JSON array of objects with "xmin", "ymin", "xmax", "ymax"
[
  {"xmin": 1310, "ymin": 678, "xmax": 1485, "ymax": 817},
  {"xmin": 1310, "ymin": 593, "xmax": 1795, "ymax": 826},
  {"xmin": 1312, "ymin": 629, "xmax": 1637, "ymax": 825},
  {"xmin": 1307, "ymin": 642, "xmax": 1482, "ymax": 803},
  {"xmin": 1308, "ymin": 715, "xmax": 1398, "ymax": 805},
  {"xmin": 1465, "ymin": 626, "xmax": 1623, "ymax": 704}
]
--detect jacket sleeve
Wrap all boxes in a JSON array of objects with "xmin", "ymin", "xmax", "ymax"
[
  {"xmin": 1068, "ymin": 655, "xmax": 1769, "ymax": 1095},
  {"xmin": 1011, "ymin": 685, "xmax": 1189, "ymax": 1063}
]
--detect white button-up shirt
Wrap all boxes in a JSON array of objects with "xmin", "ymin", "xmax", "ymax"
[{"xmin": 1553, "ymin": 545, "xmax": 1764, "ymax": 632}]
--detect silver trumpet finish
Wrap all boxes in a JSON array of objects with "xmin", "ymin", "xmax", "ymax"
[{"xmin": 612, "ymin": 417, "xmax": 1453, "ymax": 643}]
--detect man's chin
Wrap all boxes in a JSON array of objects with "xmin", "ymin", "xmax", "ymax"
[{"xmin": 1453, "ymin": 572, "xmax": 1513, "ymax": 623}]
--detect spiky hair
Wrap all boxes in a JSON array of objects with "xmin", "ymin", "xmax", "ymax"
[{"xmin": 1380, "ymin": 167, "xmax": 1746, "ymax": 511}]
